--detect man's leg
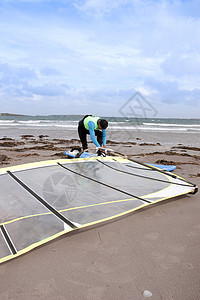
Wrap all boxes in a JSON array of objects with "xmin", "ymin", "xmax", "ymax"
[{"xmin": 78, "ymin": 122, "xmax": 89, "ymax": 150}]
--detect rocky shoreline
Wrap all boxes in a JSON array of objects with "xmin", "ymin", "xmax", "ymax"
[{"xmin": 1, "ymin": 135, "xmax": 200, "ymax": 180}]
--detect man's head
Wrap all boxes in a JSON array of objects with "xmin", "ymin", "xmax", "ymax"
[{"xmin": 98, "ymin": 119, "xmax": 108, "ymax": 130}]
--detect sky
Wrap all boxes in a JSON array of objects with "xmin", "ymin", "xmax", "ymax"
[{"xmin": 0, "ymin": 0, "xmax": 200, "ymax": 118}]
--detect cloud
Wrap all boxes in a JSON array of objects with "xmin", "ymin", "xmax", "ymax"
[
  {"xmin": 24, "ymin": 83, "xmax": 69, "ymax": 96},
  {"xmin": 162, "ymin": 53, "xmax": 200, "ymax": 77},
  {"xmin": 0, "ymin": 62, "xmax": 69, "ymax": 98},
  {"xmin": 39, "ymin": 67, "xmax": 61, "ymax": 76},
  {"xmin": 144, "ymin": 77, "xmax": 200, "ymax": 107},
  {"xmin": 0, "ymin": 63, "xmax": 37, "ymax": 85},
  {"xmin": 74, "ymin": 0, "xmax": 200, "ymax": 19},
  {"xmin": 0, "ymin": 0, "xmax": 200, "ymax": 117},
  {"xmin": 73, "ymin": 0, "xmax": 122, "ymax": 17},
  {"xmin": 0, "ymin": 62, "xmax": 38, "ymax": 98}
]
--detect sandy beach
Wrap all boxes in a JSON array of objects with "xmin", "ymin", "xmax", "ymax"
[{"xmin": 0, "ymin": 129, "xmax": 200, "ymax": 300}]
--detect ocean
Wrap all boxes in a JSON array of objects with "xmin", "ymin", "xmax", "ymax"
[
  {"xmin": 0, "ymin": 115, "xmax": 200, "ymax": 146},
  {"xmin": 0, "ymin": 115, "xmax": 200, "ymax": 132}
]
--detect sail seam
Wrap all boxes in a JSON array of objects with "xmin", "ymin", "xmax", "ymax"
[
  {"xmin": 7, "ymin": 171, "xmax": 77, "ymax": 229},
  {"xmin": 97, "ymin": 159, "xmax": 193, "ymax": 188},
  {"xmin": 57, "ymin": 162, "xmax": 151, "ymax": 204},
  {"xmin": 0, "ymin": 225, "xmax": 17, "ymax": 255}
]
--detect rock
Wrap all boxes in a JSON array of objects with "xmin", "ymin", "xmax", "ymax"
[{"xmin": 143, "ymin": 290, "xmax": 152, "ymax": 297}]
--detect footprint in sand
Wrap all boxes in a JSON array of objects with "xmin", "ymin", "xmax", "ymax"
[
  {"xmin": 30, "ymin": 278, "xmax": 57, "ymax": 298},
  {"xmin": 86, "ymin": 287, "xmax": 106, "ymax": 300},
  {"xmin": 152, "ymin": 251, "xmax": 181, "ymax": 270},
  {"xmin": 154, "ymin": 210, "xmax": 166, "ymax": 217},
  {"xmin": 87, "ymin": 261, "xmax": 113, "ymax": 274},
  {"xmin": 143, "ymin": 232, "xmax": 159, "ymax": 240}
]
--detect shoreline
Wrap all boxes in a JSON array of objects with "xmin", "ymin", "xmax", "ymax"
[
  {"xmin": 0, "ymin": 132, "xmax": 200, "ymax": 179},
  {"xmin": 1, "ymin": 125, "xmax": 200, "ymax": 147}
]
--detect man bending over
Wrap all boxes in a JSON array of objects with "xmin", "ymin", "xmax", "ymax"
[{"xmin": 78, "ymin": 115, "xmax": 108, "ymax": 151}]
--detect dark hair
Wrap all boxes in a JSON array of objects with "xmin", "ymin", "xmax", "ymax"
[{"xmin": 99, "ymin": 119, "xmax": 108, "ymax": 129}]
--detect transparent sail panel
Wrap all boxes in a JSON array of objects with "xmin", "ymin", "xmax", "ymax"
[{"xmin": 0, "ymin": 231, "xmax": 11, "ymax": 259}]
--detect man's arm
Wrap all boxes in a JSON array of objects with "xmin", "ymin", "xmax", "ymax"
[
  {"xmin": 88, "ymin": 121, "xmax": 101, "ymax": 147},
  {"xmin": 102, "ymin": 129, "xmax": 107, "ymax": 146}
]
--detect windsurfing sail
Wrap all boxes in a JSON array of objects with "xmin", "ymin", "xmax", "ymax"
[{"xmin": 0, "ymin": 156, "xmax": 198, "ymax": 264}]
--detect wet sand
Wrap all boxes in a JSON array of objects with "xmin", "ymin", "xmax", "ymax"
[{"xmin": 0, "ymin": 132, "xmax": 200, "ymax": 300}]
